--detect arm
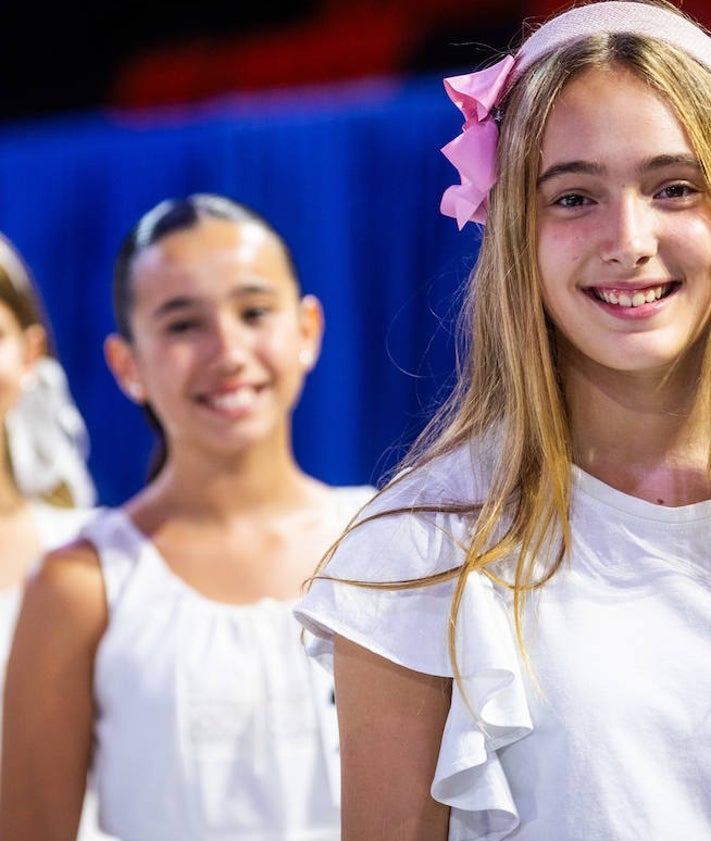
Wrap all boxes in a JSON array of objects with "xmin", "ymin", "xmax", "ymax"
[
  {"xmin": 0, "ymin": 541, "xmax": 107, "ymax": 841},
  {"xmin": 334, "ymin": 634, "xmax": 452, "ymax": 841}
]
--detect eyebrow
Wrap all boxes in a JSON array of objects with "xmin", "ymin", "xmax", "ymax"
[
  {"xmin": 537, "ymin": 153, "xmax": 703, "ymax": 187},
  {"xmin": 150, "ymin": 282, "xmax": 278, "ymax": 321}
]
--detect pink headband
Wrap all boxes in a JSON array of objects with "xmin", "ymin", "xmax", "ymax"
[{"xmin": 440, "ymin": 1, "xmax": 711, "ymax": 229}]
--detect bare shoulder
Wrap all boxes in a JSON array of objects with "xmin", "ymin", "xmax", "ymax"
[
  {"xmin": 19, "ymin": 537, "xmax": 107, "ymax": 640},
  {"xmin": 32, "ymin": 537, "xmax": 102, "ymax": 592}
]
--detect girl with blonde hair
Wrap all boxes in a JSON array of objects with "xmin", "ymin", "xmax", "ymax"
[{"xmin": 296, "ymin": 1, "xmax": 711, "ymax": 838}]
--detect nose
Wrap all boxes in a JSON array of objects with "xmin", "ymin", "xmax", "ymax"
[
  {"xmin": 212, "ymin": 315, "xmax": 248, "ymax": 371},
  {"xmin": 599, "ymin": 194, "xmax": 657, "ymax": 269}
]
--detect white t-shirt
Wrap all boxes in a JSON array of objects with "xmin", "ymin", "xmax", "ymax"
[
  {"xmin": 295, "ymin": 441, "xmax": 711, "ymax": 841},
  {"xmin": 84, "ymin": 486, "xmax": 374, "ymax": 841}
]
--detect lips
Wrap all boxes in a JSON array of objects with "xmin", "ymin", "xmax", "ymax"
[{"xmin": 589, "ymin": 282, "xmax": 678, "ymax": 308}]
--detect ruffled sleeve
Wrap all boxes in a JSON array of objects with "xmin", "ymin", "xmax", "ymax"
[
  {"xmin": 294, "ymin": 452, "xmax": 533, "ymax": 840},
  {"xmin": 433, "ymin": 571, "xmax": 533, "ymax": 840}
]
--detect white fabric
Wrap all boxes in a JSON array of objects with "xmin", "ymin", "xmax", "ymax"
[
  {"xmin": 85, "ymin": 485, "xmax": 374, "ymax": 841},
  {"xmin": 5, "ymin": 357, "xmax": 96, "ymax": 506},
  {"xmin": 295, "ymin": 441, "xmax": 711, "ymax": 841}
]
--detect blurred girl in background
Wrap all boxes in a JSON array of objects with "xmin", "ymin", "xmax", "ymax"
[
  {"xmin": 0, "ymin": 228, "xmax": 95, "ymax": 676},
  {"xmin": 0, "ymin": 232, "xmax": 104, "ymax": 838},
  {"xmin": 1, "ymin": 194, "xmax": 373, "ymax": 840}
]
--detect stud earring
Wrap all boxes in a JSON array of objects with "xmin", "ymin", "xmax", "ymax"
[
  {"xmin": 299, "ymin": 349, "xmax": 315, "ymax": 368},
  {"xmin": 127, "ymin": 382, "xmax": 144, "ymax": 401}
]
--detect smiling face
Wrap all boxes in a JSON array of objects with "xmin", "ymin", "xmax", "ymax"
[
  {"xmin": 106, "ymin": 215, "xmax": 323, "ymax": 463},
  {"xmin": 536, "ymin": 64, "xmax": 711, "ymax": 382}
]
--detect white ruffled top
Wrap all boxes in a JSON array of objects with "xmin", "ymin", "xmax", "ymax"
[{"xmin": 295, "ymin": 440, "xmax": 711, "ymax": 840}]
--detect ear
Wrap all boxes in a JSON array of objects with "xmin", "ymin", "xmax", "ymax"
[
  {"xmin": 297, "ymin": 294, "xmax": 324, "ymax": 372},
  {"xmin": 104, "ymin": 333, "xmax": 147, "ymax": 404},
  {"xmin": 20, "ymin": 324, "xmax": 47, "ymax": 375}
]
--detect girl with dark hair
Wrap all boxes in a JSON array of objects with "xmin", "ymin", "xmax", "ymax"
[{"xmin": 1, "ymin": 194, "xmax": 373, "ymax": 840}]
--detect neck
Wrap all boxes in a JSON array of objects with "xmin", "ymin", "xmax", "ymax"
[
  {"xmin": 135, "ymin": 434, "xmax": 319, "ymax": 522},
  {"xmin": 564, "ymin": 354, "xmax": 711, "ymax": 505}
]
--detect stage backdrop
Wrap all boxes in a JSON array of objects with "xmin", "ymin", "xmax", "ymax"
[{"xmin": 0, "ymin": 74, "xmax": 482, "ymax": 505}]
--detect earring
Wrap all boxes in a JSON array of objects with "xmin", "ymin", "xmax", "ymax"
[
  {"xmin": 299, "ymin": 349, "xmax": 315, "ymax": 368},
  {"xmin": 127, "ymin": 382, "xmax": 144, "ymax": 401}
]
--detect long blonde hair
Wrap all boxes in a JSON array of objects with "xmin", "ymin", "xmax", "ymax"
[{"xmin": 316, "ymin": 5, "xmax": 711, "ymax": 674}]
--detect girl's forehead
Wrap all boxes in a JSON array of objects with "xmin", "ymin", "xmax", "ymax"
[
  {"xmin": 140, "ymin": 217, "xmax": 268, "ymax": 258},
  {"xmin": 542, "ymin": 65, "xmax": 685, "ymax": 149},
  {"xmin": 130, "ymin": 218, "xmax": 297, "ymax": 303}
]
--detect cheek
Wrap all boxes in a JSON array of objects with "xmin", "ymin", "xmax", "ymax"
[
  {"xmin": 537, "ymin": 222, "xmax": 586, "ymax": 269},
  {"xmin": 136, "ymin": 330, "xmax": 196, "ymax": 369},
  {"xmin": 0, "ymin": 360, "xmax": 26, "ymax": 419},
  {"xmin": 536, "ymin": 271, "xmax": 589, "ymax": 349},
  {"xmin": 133, "ymin": 341, "xmax": 193, "ymax": 404},
  {"xmin": 258, "ymin": 332, "xmax": 308, "ymax": 406},
  {"xmin": 0, "ymin": 340, "xmax": 27, "ymax": 383},
  {"xmin": 538, "ymin": 292, "xmax": 565, "ymax": 339},
  {"xmin": 537, "ymin": 227, "xmax": 590, "ymax": 312},
  {"xmin": 535, "ymin": 253, "xmax": 562, "ymax": 322},
  {"xmin": 536, "ymin": 228, "xmax": 560, "ymax": 294},
  {"xmin": 258, "ymin": 319, "xmax": 303, "ymax": 366},
  {"xmin": 672, "ymin": 217, "xmax": 711, "ymax": 269}
]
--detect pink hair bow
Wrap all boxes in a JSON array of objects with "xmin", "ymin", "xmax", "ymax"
[{"xmin": 440, "ymin": 55, "xmax": 516, "ymax": 228}]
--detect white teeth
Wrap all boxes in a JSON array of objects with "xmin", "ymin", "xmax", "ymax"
[
  {"xmin": 597, "ymin": 285, "xmax": 665, "ymax": 307},
  {"xmin": 208, "ymin": 389, "xmax": 255, "ymax": 410}
]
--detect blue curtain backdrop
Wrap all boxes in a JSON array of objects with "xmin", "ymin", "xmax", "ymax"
[{"xmin": 0, "ymin": 74, "xmax": 482, "ymax": 505}]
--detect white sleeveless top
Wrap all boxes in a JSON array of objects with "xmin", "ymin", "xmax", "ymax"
[
  {"xmin": 296, "ymin": 442, "xmax": 711, "ymax": 841},
  {"xmin": 84, "ymin": 486, "xmax": 373, "ymax": 841}
]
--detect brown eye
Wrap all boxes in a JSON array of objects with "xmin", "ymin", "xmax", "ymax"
[
  {"xmin": 555, "ymin": 193, "xmax": 590, "ymax": 208},
  {"xmin": 166, "ymin": 318, "xmax": 200, "ymax": 334},
  {"xmin": 656, "ymin": 183, "xmax": 696, "ymax": 199},
  {"xmin": 242, "ymin": 307, "xmax": 269, "ymax": 322}
]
